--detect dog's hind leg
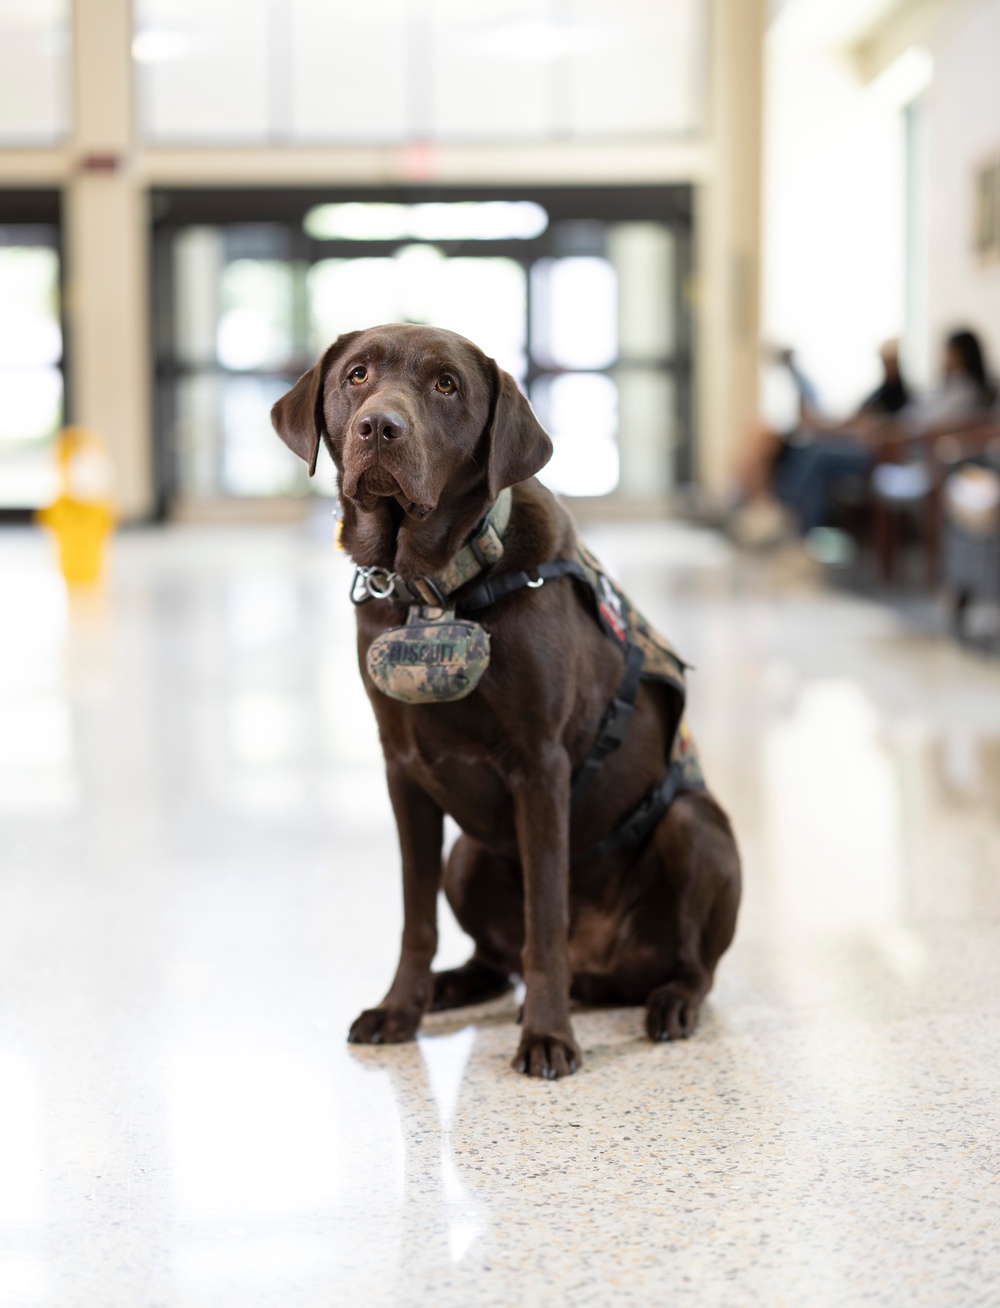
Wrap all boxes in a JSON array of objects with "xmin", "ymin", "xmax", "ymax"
[
  {"xmin": 430, "ymin": 836, "xmax": 524, "ymax": 1012},
  {"xmin": 639, "ymin": 791, "xmax": 741, "ymax": 1043}
]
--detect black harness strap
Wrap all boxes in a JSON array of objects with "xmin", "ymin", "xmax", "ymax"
[
  {"xmin": 454, "ymin": 559, "xmax": 589, "ymax": 615},
  {"xmin": 568, "ymin": 641, "xmax": 644, "ymax": 809},
  {"xmin": 438, "ymin": 548, "xmax": 693, "ymax": 865},
  {"xmin": 457, "ymin": 559, "xmax": 642, "ymax": 812},
  {"xmin": 572, "ymin": 758, "xmax": 687, "ymax": 865}
]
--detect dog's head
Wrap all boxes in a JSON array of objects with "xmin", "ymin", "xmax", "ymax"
[{"xmin": 271, "ymin": 324, "xmax": 552, "ymax": 572}]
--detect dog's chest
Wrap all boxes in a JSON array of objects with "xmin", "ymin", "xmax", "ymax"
[
  {"xmin": 391, "ymin": 716, "xmax": 515, "ymax": 834},
  {"xmin": 408, "ymin": 730, "xmax": 501, "ymax": 791}
]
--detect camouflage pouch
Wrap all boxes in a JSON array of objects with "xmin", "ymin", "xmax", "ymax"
[{"xmin": 366, "ymin": 607, "xmax": 491, "ymax": 704}]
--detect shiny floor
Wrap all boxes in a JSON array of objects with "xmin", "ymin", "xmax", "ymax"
[{"xmin": 2, "ymin": 518, "xmax": 999, "ymax": 1308}]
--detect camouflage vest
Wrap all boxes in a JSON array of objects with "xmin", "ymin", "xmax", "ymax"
[{"xmin": 573, "ymin": 543, "xmax": 704, "ymax": 792}]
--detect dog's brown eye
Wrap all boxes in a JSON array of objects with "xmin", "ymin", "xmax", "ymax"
[
  {"xmin": 349, "ymin": 365, "xmax": 368, "ymax": 385},
  {"xmin": 436, "ymin": 375, "xmax": 456, "ymax": 395}
]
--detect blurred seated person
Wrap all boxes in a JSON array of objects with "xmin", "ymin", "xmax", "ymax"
[
  {"xmin": 733, "ymin": 341, "xmax": 908, "ymax": 544},
  {"xmin": 787, "ymin": 330, "xmax": 995, "ymax": 537},
  {"xmin": 868, "ymin": 329, "xmax": 998, "ymax": 508}
]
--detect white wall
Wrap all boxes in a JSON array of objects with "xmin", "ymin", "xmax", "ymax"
[
  {"xmin": 926, "ymin": 0, "xmax": 1000, "ymax": 378},
  {"xmin": 761, "ymin": 25, "xmax": 907, "ymax": 420}
]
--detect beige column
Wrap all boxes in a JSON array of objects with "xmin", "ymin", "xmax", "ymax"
[
  {"xmin": 65, "ymin": 0, "xmax": 152, "ymax": 520},
  {"xmin": 695, "ymin": 0, "xmax": 765, "ymax": 493}
]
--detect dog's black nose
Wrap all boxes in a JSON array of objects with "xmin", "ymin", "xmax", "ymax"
[{"xmin": 355, "ymin": 409, "xmax": 408, "ymax": 442}]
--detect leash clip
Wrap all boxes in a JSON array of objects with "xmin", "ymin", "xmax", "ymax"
[{"xmin": 351, "ymin": 566, "xmax": 400, "ymax": 604}]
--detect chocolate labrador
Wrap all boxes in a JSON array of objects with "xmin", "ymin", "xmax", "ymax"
[{"xmin": 272, "ymin": 324, "xmax": 740, "ymax": 1079}]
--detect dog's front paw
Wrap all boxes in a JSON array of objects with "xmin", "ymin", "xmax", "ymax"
[
  {"xmin": 348, "ymin": 1007, "xmax": 421, "ymax": 1045},
  {"xmin": 512, "ymin": 1033, "xmax": 581, "ymax": 1080},
  {"xmin": 645, "ymin": 984, "xmax": 701, "ymax": 1042}
]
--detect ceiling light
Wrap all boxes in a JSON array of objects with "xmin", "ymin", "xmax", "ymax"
[{"xmin": 303, "ymin": 201, "xmax": 548, "ymax": 243}]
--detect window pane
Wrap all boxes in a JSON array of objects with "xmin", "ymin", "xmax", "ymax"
[
  {"xmin": 0, "ymin": 247, "xmax": 62, "ymax": 368},
  {"xmin": 569, "ymin": 0, "xmax": 707, "ymax": 137},
  {"xmin": 608, "ymin": 222, "xmax": 676, "ymax": 361},
  {"xmin": 133, "ymin": 0, "xmax": 707, "ymax": 144},
  {"xmin": 428, "ymin": 0, "xmax": 550, "ymax": 141},
  {"xmin": 135, "ymin": 0, "xmax": 269, "ymax": 142},
  {"xmin": 174, "ymin": 374, "xmax": 220, "ymax": 501},
  {"xmin": 531, "ymin": 257, "xmax": 617, "ymax": 370},
  {"xmin": 309, "ymin": 258, "xmax": 402, "ymax": 352},
  {"xmin": 0, "ymin": 245, "xmax": 63, "ymax": 508},
  {"xmin": 309, "ymin": 250, "xmax": 527, "ymax": 381},
  {"xmin": 174, "ymin": 227, "xmax": 224, "ymax": 367},
  {"xmin": 0, "ymin": 368, "xmax": 62, "ymax": 444},
  {"xmin": 615, "ymin": 368, "xmax": 675, "ymax": 498},
  {"xmin": 430, "ymin": 257, "xmax": 527, "ymax": 382},
  {"xmin": 175, "ymin": 375, "xmax": 311, "ymax": 499},
  {"xmin": 217, "ymin": 260, "xmax": 297, "ymax": 371},
  {"xmin": 290, "ymin": 0, "xmax": 409, "ymax": 143},
  {"xmin": 0, "ymin": 0, "xmax": 71, "ymax": 144},
  {"xmin": 532, "ymin": 373, "xmax": 619, "ymax": 498},
  {"xmin": 221, "ymin": 376, "xmax": 304, "ymax": 496}
]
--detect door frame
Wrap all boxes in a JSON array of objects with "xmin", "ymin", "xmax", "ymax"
[{"xmin": 150, "ymin": 183, "xmax": 694, "ymax": 515}]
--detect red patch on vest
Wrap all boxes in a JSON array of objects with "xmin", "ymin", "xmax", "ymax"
[{"xmin": 599, "ymin": 601, "xmax": 627, "ymax": 642}]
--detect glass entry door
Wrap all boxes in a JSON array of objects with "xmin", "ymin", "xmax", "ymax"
[
  {"xmin": 0, "ymin": 216, "xmax": 63, "ymax": 511},
  {"xmin": 152, "ymin": 186, "xmax": 693, "ymax": 512}
]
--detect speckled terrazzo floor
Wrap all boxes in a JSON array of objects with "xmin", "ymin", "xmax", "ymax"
[{"xmin": 1, "ymin": 519, "xmax": 999, "ymax": 1307}]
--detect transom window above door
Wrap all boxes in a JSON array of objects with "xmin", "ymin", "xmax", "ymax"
[{"xmin": 133, "ymin": 0, "xmax": 708, "ymax": 145}]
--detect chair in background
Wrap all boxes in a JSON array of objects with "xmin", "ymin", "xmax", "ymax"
[
  {"xmin": 938, "ymin": 427, "xmax": 1000, "ymax": 638},
  {"xmin": 868, "ymin": 420, "xmax": 1000, "ymax": 587}
]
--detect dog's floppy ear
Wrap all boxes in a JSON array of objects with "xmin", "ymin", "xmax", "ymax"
[
  {"xmin": 271, "ymin": 332, "xmax": 361, "ymax": 476},
  {"xmin": 484, "ymin": 359, "xmax": 553, "ymax": 499}
]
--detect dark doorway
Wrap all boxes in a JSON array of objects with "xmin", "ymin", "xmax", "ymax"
[{"xmin": 151, "ymin": 185, "xmax": 693, "ymax": 513}]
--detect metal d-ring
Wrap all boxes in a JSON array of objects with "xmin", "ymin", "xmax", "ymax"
[
  {"xmin": 364, "ymin": 567, "xmax": 399, "ymax": 600},
  {"xmin": 351, "ymin": 566, "xmax": 400, "ymax": 604},
  {"xmin": 526, "ymin": 575, "xmax": 545, "ymax": 589}
]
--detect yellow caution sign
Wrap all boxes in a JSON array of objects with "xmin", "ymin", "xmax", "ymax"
[{"xmin": 36, "ymin": 427, "xmax": 116, "ymax": 585}]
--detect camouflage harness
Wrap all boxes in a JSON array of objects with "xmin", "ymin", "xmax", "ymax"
[{"xmin": 351, "ymin": 495, "xmax": 705, "ymax": 864}]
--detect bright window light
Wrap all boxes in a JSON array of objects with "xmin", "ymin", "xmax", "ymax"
[
  {"xmin": 132, "ymin": 30, "xmax": 206, "ymax": 63},
  {"xmin": 0, "ymin": 244, "xmax": 63, "ymax": 505},
  {"xmin": 0, "ymin": 369, "xmax": 62, "ymax": 444},
  {"xmin": 0, "ymin": 0, "xmax": 71, "ymax": 144},
  {"xmin": 531, "ymin": 257, "xmax": 618, "ymax": 370},
  {"xmin": 0, "ymin": 248, "xmax": 62, "ymax": 367},
  {"xmin": 308, "ymin": 247, "xmax": 528, "ymax": 381},
  {"xmin": 221, "ymin": 377, "xmax": 301, "ymax": 497},
  {"xmin": 533, "ymin": 373, "xmax": 619, "ymax": 498},
  {"xmin": 458, "ymin": 19, "xmax": 610, "ymax": 62},
  {"xmin": 303, "ymin": 201, "xmax": 548, "ymax": 243},
  {"xmin": 216, "ymin": 260, "xmax": 294, "ymax": 371}
]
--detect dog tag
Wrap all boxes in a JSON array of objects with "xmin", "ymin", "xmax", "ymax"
[{"xmin": 366, "ymin": 609, "xmax": 491, "ymax": 704}]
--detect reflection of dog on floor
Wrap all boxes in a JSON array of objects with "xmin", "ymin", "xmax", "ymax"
[{"xmin": 273, "ymin": 324, "xmax": 741, "ymax": 1079}]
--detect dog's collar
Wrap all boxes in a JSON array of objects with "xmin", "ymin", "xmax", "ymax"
[{"xmin": 350, "ymin": 486, "xmax": 513, "ymax": 608}]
